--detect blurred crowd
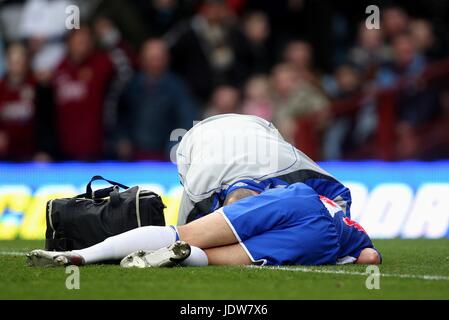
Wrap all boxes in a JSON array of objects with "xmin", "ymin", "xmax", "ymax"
[{"xmin": 1, "ymin": 0, "xmax": 449, "ymax": 162}]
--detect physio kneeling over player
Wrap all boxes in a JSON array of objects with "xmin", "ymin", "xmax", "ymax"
[{"xmin": 27, "ymin": 183, "xmax": 381, "ymax": 268}]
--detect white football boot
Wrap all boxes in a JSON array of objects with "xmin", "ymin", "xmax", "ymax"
[
  {"xmin": 120, "ymin": 241, "xmax": 191, "ymax": 268},
  {"xmin": 26, "ymin": 250, "xmax": 85, "ymax": 267}
]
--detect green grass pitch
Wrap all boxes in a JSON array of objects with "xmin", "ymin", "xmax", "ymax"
[{"xmin": 1, "ymin": 239, "xmax": 449, "ymax": 300}]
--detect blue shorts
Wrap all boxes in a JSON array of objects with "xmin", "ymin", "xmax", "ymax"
[{"xmin": 221, "ymin": 183, "xmax": 342, "ymax": 266}]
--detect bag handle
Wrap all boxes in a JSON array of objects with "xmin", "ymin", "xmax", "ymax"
[{"xmin": 81, "ymin": 175, "xmax": 129, "ymax": 199}]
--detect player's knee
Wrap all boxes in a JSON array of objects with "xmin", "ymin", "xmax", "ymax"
[
  {"xmin": 177, "ymin": 225, "xmax": 192, "ymax": 243},
  {"xmin": 356, "ymin": 248, "xmax": 381, "ymax": 265},
  {"xmin": 365, "ymin": 251, "xmax": 381, "ymax": 265}
]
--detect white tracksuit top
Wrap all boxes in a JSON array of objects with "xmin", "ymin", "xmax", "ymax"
[{"xmin": 175, "ymin": 114, "xmax": 350, "ymax": 225}]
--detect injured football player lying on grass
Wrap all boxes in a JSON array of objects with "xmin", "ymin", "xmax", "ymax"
[{"xmin": 27, "ymin": 182, "xmax": 381, "ymax": 268}]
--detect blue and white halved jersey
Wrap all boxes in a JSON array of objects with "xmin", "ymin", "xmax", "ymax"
[{"xmin": 176, "ymin": 114, "xmax": 352, "ymax": 224}]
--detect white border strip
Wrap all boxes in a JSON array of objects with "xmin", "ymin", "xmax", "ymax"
[{"xmin": 248, "ymin": 265, "xmax": 449, "ymax": 281}]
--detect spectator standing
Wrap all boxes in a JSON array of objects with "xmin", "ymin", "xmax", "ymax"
[
  {"xmin": 166, "ymin": 0, "xmax": 238, "ymax": 101},
  {"xmin": 0, "ymin": 43, "xmax": 36, "ymax": 160},
  {"xmin": 136, "ymin": 0, "xmax": 192, "ymax": 37},
  {"xmin": 377, "ymin": 34, "xmax": 440, "ymax": 159},
  {"xmin": 283, "ymin": 41, "xmax": 317, "ymax": 84},
  {"xmin": 271, "ymin": 63, "xmax": 330, "ymax": 144},
  {"xmin": 348, "ymin": 24, "xmax": 392, "ymax": 81},
  {"xmin": 332, "ymin": 65, "xmax": 362, "ymax": 99},
  {"xmin": 409, "ymin": 19, "xmax": 441, "ymax": 61},
  {"xmin": 233, "ymin": 12, "xmax": 274, "ymax": 83},
  {"xmin": 322, "ymin": 65, "xmax": 374, "ymax": 160},
  {"xmin": 19, "ymin": 0, "xmax": 71, "ymax": 82},
  {"xmin": 381, "ymin": 6, "xmax": 409, "ymax": 43},
  {"xmin": 241, "ymin": 75, "xmax": 273, "ymax": 121},
  {"xmin": 117, "ymin": 39, "xmax": 198, "ymax": 161},
  {"xmin": 204, "ymin": 85, "xmax": 240, "ymax": 118},
  {"xmin": 376, "ymin": 34, "xmax": 428, "ymax": 89},
  {"xmin": 93, "ymin": 16, "xmax": 136, "ymax": 157},
  {"xmin": 52, "ymin": 27, "xmax": 113, "ymax": 160},
  {"xmin": 0, "ymin": 33, "xmax": 5, "ymax": 78}
]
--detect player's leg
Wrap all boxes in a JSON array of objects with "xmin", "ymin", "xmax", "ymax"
[
  {"xmin": 119, "ymin": 213, "xmax": 243, "ymax": 268},
  {"xmin": 77, "ymin": 211, "xmax": 239, "ymax": 264},
  {"xmin": 120, "ymin": 242, "xmax": 252, "ymax": 268},
  {"xmin": 27, "ymin": 211, "xmax": 239, "ymax": 267},
  {"xmin": 180, "ymin": 245, "xmax": 210, "ymax": 266},
  {"xmin": 27, "ymin": 225, "xmax": 179, "ymax": 266},
  {"xmin": 204, "ymin": 244, "xmax": 252, "ymax": 265},
  {"xmin": 178, "ymin": 211, "xmax": 239, "ymax": 249}
]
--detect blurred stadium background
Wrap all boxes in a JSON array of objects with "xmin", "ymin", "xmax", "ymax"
[{"xmin": 1, "ymin": 0, "xmax": 449, "ymax": 241}]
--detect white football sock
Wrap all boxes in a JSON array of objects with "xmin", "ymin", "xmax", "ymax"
[
  {"xmin": 180, "ymin": 246, "xmax": 209, "ymax": 267},
  {"xmin": 73, "ymin": 226, "xmax": 177, "ymax": 264}
]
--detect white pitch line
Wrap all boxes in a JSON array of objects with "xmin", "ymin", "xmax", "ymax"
[
  {"xmin": 2, "ymin": 251, "xmax": 449, "ymax": 282},
  {"xmin": 248, "ymin": 265, "xmax": 449, "ymax": 281},
  {"xmin": 0, "ymin": 251, "xmax": 26, "ymax": 256}
]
